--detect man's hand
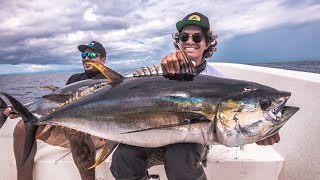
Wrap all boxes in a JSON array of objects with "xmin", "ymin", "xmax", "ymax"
[
  {"xmin": 3, "ymin": 106, "xmax": 19, "ymax": 119},
  {"xmin": 161, "ymin": 50, "xmax": 187, "ymax": 75},
  {"xmin": 161, "ymin": 50, "xmax": 197, "ymax": 81},
  {"xmin": 256, "ymin": 132, "xmax": 280, "ymax": 146}
]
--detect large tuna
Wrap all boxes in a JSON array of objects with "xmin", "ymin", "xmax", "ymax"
[{"xmin": 1, "ymin": 63, "xmax": 299, "ymax": 167}]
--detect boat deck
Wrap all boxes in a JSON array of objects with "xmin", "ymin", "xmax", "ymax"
[{"xmin": 1, "ymin": 62, "xmax": 319, "ymax": 180}]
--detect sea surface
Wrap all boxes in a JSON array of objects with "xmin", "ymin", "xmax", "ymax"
[
  {"xmin": 250, "ymin": 60, "xmax": 320, "ymax": 74},
  {"xmin": 0, "ymin": 61, "xmax": 319, "ymax": 104}
]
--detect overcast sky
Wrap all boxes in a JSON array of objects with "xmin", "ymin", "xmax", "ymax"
[{"xmin": 0, "ymin": 0, "xmax": 320, "ymax": 74}]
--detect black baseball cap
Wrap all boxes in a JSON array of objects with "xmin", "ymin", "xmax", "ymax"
[
  {"xmin": 78, "ymin": 41, "xmax": 106, "ymax": 57},
  {"xmin": 176, "ymin": 12, "xmax": 210, "ymax": 32}
]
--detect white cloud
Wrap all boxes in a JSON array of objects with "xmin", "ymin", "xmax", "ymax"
[
  {"xmin": 83, "ymin": 6, "xmax": 100, "ymax": 22},
  {"xmin": 109, "ymin": 59, "xmax": 142, "ymax": 65},
  {"xmin": 0, "ymin": 0, "xmax": 319, "ymax": 74},
  {"xmin": 211, "ymin": 0, "xmax": 320, "ymax": 38}
]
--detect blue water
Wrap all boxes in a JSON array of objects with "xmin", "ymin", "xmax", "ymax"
[
  {"xmin": 0, "ymin": 70, "xmax": 133, "ymax": 104},
  {"xmin": 251, "ymin": 60, "xmax": 320, "ymax": 74},
  {"xmin": 0, "ymin": 61, "xmax": 319, "ymax": 104}
]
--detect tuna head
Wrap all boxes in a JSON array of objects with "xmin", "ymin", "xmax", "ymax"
[{"xmin": 215, "ymin": 84, "xmax": 299, "ymax": 147}]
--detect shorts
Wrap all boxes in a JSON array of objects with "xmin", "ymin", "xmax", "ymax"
[{"xmin": 36, "ymin": 125, "xmax": 105, "ymax": 149}]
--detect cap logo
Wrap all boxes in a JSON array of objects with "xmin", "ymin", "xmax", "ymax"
[
  {"xmin": 87, "ymin": 42, "xmax": 94, "ymax": 47},
  {"xmin": 188, "ymin": 15, "xmax": 201, "ymax": 21}
]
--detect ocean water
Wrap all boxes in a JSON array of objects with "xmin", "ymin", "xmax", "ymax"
[
  {"xmin": 0, "ymin": 70, "xmax": 133, "ymax": 104},
  {"xmin": 251, "ymin": 60, "xmax": 320, "ymax": 74},
  {"xmin": 0, "ymin": 61, "xmax": 319, "ymax": 104}
]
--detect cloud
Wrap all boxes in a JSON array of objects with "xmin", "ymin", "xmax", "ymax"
[
  {"xmin": 0, "ymin": 0, "xmax": 319, "ymax": 74},
  {"xmin": 211, "ymin": 1, "xmax": 320, "ymax": 38}
]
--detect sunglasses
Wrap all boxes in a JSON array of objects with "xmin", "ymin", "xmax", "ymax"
[
  {"xmin": 81, "ymin": 52, "xmax": 100, "ymax": 59},
  {"xmin": 179, "ymin": 33, "xmax": 205, "ymax": 43}
]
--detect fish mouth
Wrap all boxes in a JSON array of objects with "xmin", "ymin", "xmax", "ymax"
[
  {"xmin": 268, "ymin": 93, "xmax": 291, "ymax": 120},
  {"xmin": 278, "ymin": 106, "xmax": 299, "ymax": 124},
  {"xmin": 265, "ymin": 106, "xmax": 299, "ymax": 137}
]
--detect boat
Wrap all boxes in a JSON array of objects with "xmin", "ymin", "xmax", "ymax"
[{"xmin": 1, "ymin": 62, "xmax": 319, "ymax": 180}]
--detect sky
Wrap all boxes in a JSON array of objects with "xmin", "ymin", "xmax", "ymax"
[{"xmin": 0, "ymin": 0, "xmax": 320, "ymax": 75}]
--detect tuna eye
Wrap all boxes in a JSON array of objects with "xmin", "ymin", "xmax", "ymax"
[{"xmin": 260, "ymin": 99, "xmax": 271, "ymax": 110}]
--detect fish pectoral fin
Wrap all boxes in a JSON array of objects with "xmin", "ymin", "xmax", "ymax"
[
  {"xmin": 121, "ymin": 114, "xmax": 210, "ymax": 134},
  {"xmin": 177, "ymin": 43, "xmax": 197, "ymax": 75},
  {"xmin": 40, "ymin": 85, "xmax": 60, "ymax": 92},
  {"xmin": 42, "ymin": 94, "xmax": 72, "ymax": 103},
  {"xmin": 86, "ymin": 140, "xmax": 118, "ymax": 170},
  {"xmin": 86, "ymin": 62, "xmax": 124, "ymax": 83},
  {"xmin": 160, "ymin": 44, "xmax": 197, "ymax": 80}
]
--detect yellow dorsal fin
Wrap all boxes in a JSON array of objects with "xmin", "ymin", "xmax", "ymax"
[
  {"xmin": 86, "ymin": 140, "xmax": 118, "ymax": 170},
  {"xmin": 177, "ymin": 43, "xmax": 197, "ymax": 75},
  {"xmin": 86, "ymin": 62, "xmax": 124, "ymax": 83}
]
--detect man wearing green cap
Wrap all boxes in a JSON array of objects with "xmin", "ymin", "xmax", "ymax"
[
  {"xmin": 3, "ymin": 41, "xmax": 107, "ymax": 180},
  {"xmin": 110, "ymin": 12, "xmax": 280, "ymax": 180}
]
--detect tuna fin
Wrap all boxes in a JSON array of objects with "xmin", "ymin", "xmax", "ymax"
[
  {"xmin": 177, "ymin": 43, "xmax": 197, "ymax": 75},
  {"xmin": 121, "ymin": 115, "xmax": 210, "ymax": 134},
  {"xmin": 86, "ymin": 140, "xmax": 118, "ymax": 170},
  {"xmin": 86, "ymin": 62, "xmax": 124, "ymax": 83},
  {"xmin": 42, "ymin": 94, "xmax": 72, "ymax": 103},
  {"xmin": 40, "ymin": 85, "xmax": 60, "ymax": 92},
  {"xmin": 0, "ymin": 97, "xmax": 8, "ymax": 128},
  {"xmin": 161, "ymin": 43, "xmax": 196, "ymax": 80},
  {"xmin": 0, "ymin": 93, "xmax": 39, "ymax": 165}
]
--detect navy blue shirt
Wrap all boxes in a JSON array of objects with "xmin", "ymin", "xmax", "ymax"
[{"xmin": 66, "ymin": 71, "xmax": 106, "ymax": 85}]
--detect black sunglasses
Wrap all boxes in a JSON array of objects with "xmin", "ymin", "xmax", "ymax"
[{"xmin": 179, "ymin": 33, "xmax": 205, "ymax": 43}]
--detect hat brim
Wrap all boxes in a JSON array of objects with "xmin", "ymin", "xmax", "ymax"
[
  {"xmin": 78, "ymin": 45, "xmax": 102, "ymax": 55},
  {"xmin": 176, "ymin": 20, "xmax": 209, "ymax": 31},
  {"xmin": 78, "ymin": 45, "xmax": 90, "ymax": 52}
]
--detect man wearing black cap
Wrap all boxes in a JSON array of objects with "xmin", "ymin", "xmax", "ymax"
[
  {"xmin": 110, "ymin": 12, "xmax": 280, "ymax": 180},
  {"xmin": 3, "ymin": 41, "xmax": 107, "ymax": 180},
  {"xmin": 64, "ymin": 40, "xmax": 107, "ymax": 180},
  {"xmin": 66, "ymin": 41, "xmax": 107, "ymax": 83}
]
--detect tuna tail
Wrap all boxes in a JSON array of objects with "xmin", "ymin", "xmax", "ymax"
[
  {"xmin": 0, "ymin": 96, "xmax": 8, "ymax": 128},
  {"xmin": 0, "ymin": 93, "xmax": 39, "ymax": 165}
]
